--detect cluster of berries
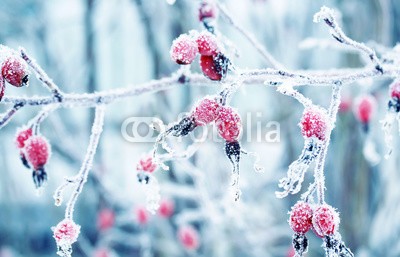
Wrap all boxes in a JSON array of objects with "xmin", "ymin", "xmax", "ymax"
[
  {"xmin": 170, "ymin": 30, "xmax": 229, "ymax": 81},
  {"xmin": 15, "ymin": 127, "xmax": 51, "ymax": 188},
  {"xmin": 0, "ymin": 54, "xmax": 29, "ymax": 101},
  {"xmin": 135, "ymin": 199, "xmax": 175, "ymax": 226},
  {"xmin": 289, "ymin": 201, "xmax": 353, "ymax": 256}
]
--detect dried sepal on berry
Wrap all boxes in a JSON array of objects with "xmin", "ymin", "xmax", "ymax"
[
  {"xmin": 1, "ymin": 55, "xmax": 29, "ymax": 87},
  {"xmin": 292, "ymin": 233, "xmax": 309, "ymax": 257},
  {"xmin": 276, "ymin": 137, "xmax": 323, "ymax": 198},
  {"xmin": 323, "ymin": 233, "xmax": 354, "ymax": 257},
  {"xmin": 170, "ymin": 34, "xmax": 198, "ymax": 65},
  {"xmin": 312, "ymin": 204, "xmax": 339, "ymax": 237},
  {"xmin": 225, "ymin": 140, "xmax": 241, "ymax": 201},
  {"xmin": 52, "ymin": 219, "xmax": 81, "ymax": 257},
  {"xmin": 178, "ymin": 225, "xmax": 200, "ymax": 250},
  {"xmin": 191, "ymin": 96, "xmax": 220, "ymax": 126}
]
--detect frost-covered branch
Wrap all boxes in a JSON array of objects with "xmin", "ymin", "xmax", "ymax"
[
  {"xmin": 62, "ymin": 105, "xmax": 105, "ymax": 219},
  {"xmin": 0, "ymin": 102, "xmax": 24, "ymax": 129},
  {"xmin": 314, "ymin": 6, "xmax": 383, "ymax": 73},
  {"xmin": 20, "ymin": 47, "xmax": 64, "ymax": 101}
]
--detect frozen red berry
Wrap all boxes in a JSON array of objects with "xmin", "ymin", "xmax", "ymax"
[
  {"xmin": 97, "ymin": 208, "xmax": 115, "ymax": 231},
  {"xmin": 136, "ymin": 207, "xmax": 149, "ymax": 225},
  {"xmin": 137, "ymin": 155, "xmax": 157, "ymax": 173},
  {"xmin": 216, "ymin": 106, "xmax": 242, "ymax": 142},
  {"xmin": 339, "ymin": 96, "xmax": 352, "ymax": 113},
  {"xmin": 289, "ymin": 201, "xmax": 313, "ymax": 234},
  {"xmin": 158, "ymin": 199, "xmax": 175, "ymax": 218},
  {"xmin": 312, "ymin": 204, "xmax": 339, "ymax": 237},
  {"xmin": 15, "ymin": 127, "xmax": 33, "ymax": 149},
  {"xmin": 389, "ymin": 81, "xmax": 400, "ymax": 100},
  {"xmin": 1, "ymin": 55, "xmax": 29, "ymax": 87},
  {"xmin": 192, "ymin": 97, "xmax": 220, "ymax": 125},
  {"xmin": 170, "ymin": 34, "xmax": 198, "ymax": 65},
  {"xmin": 25, "ymin": 135, "xmax": 51, "ymax": 170},
  {"xmin": 53, "ymin": 219, "xmax": 81, "ymax": 245},
  {"xmin": 353, "ymin": 94, "xmax": 377, "ymax": 124},
  {"xmin": 199, "ymin": 1, "xmax": 218, "ymax": 21},
  {"xmin": 196, "ymin": 31, "xmax": 219, "ymax": 56},
  {"xmin": 178, "ymin": 226, "xmax": 200, "ymax": 250},
  {"xmin": 200, "ymin": 54, "xmax": 229, "ymax": 81},
  {"xmin": 300, "ymin": 107, "xmax": 330, "ymax": 141}
]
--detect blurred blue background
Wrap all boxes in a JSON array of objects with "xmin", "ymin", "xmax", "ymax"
[{"xmin": 1, "ymin": 0, "xmax": 400, "ymax": 256}]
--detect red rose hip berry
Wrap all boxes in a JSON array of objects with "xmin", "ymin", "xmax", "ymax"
[
  {"xmin": 1, "ymin": 55, "xmax": 29, "ymax": 87},
  {"xmin": 200, "ymin": 54, "xmax": 229, "ymax": 81},
  {"xmin": 289, "ymin": 201, "xmax": 313, "ymax": 234},
  {"xmin": 15, "ymin": 127, "xmax": 33, "ymax": 149},
  {"xmin": 353, "ymin": 94, "xmax": 377, "ymax": 124},
  {"xmin": 312, "ymin": 204, "xmax": 339, "ymax": 237},
  {"xmin": 300, "ymin": 107, "xmax": 330, "ymax": 141},
  {"xmin": 216, "ymin": 106, "xmax": 242, "ymax": 142},
  {"xmin": 178, "ymin": 226, "xmax": 200, "ymax": 250},
  {"xmin": 196, "ymin": 31, "xmax": 219, "ymax": 56},
  {"xmin": 199, "ymin": 1, "xmax": 218, "ymax": 22},
  {"xmin": 192, "ymin": 97, "xmax": 220, "ymax": 125},
  {"xmin": 170, "ymin": 34, "xmax": 198, "ymax": 65},
  {"xmin": 25, "ymin": 135, "xmax": 51, "ymax": 170}
]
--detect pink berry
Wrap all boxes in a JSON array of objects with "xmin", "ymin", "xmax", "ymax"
[
  {"xmin": 339, "ymin": 96, "xmax": 352, "ymax": 113},
  {"xmin": 97, "ymin": 208, "xmax": 115, "ymax": 231},
  {"xmin": 300, "ymin": 107, "xmax": 330, "ymax": 141},
  {"xmin": 137, "ymin": 155, "xmax": 157, "ymax": 173},
  {"xmin": 178, "ymin": 226, "xmax": 200, "ymax": 250},
  {"xmin": 170, "ymin": 34, "xmax": 198, "ymax": 65},
  {"xmin": 216, "ymin": 106, "xmax": 242, "ymax": 142},
  {"xmin": 199, "ymin": 1, "xmax": 218, "ymax": 21},
  {"xmin": 389, "ymin": 81, "xmax": 400, "ymax": 99},
  {"xmin": 196, "ymin": 31, "xmax": 219, "ymax": 56},
  {"xmin": 312, "ymin": 204, "xmax": 339, "ymax": 237},
  {"xmin": 158, "ymin": 199, "xmax": 174, "ymax": 218},
  {"xmin": 24, "ymin": 135, "xmax": 51, "ymax": 170},
  {"xmin": 136, "ymin": 207, "xmax": 149, "ymax": 225},
  {"xmin": 1, "ymin": 55, "xmax": 29, "ymax": 87},
  {"xmin": 192, "ymin": 97, "xmax": 220, "ymax": 126},
  {"xmin": 353, "ymin": 94, "xmax": 377, "ymax": 124},
  {"xmin": 289, "ymin": 201, "xmax": 313, "ymax": 234},
  {"xmin": 200, "ymin": 54, "xmax": 229, "ymax": 81},
  {"xmin": 94, "ymin": 248, "xmax": 110, "ymax": 257},
  {"xmin": 15, "ymin": 127, "xmax": 33, "ymax": 149},
  {"xmin": 52, "ymin": 219, "xmax": 81, "ymax": 245}
]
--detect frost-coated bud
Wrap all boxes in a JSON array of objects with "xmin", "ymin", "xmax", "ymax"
[
  {"xmin": 136, "ymin": 206, "xmax": 149, "ymax": 225},
  {"xmin": 158, "ymin": 199, "xmax": 175, "ymax": 218},
  {"xmin": 137, "ymin": 155, "xmax": 157, "ymax": 173},
  {"xmin": 300, "ymin": 106, "xmax": 330, "ymax": 141},
  {"xmin": 312, "ymin": 204, "xmax": 339, "ymax": 237},
  {"xmin": 170, "ymin": 34, "xmax": 198, "ymax": 65},
  {"xmin": 178, "ymin": 226, "xmax": 200, "ymax": 250},
  {"xmin": 15, "ymin": 127, "xmax": 33, "ymax": 149},
  {"xmin": 198, "ymin": 1, "xmax": 218, "ymax": 22},
  {"xmin": 97, "ymin": 208, "xmax": 115, "ymax": 231},
  {"xmin": 289, "ymin": 201, "xmax": 313, "ymax": 234},
  {"xmin": 216, "ymin": 106, "xmax": 242, "ymax": 142},
  {"xmin": 25, "ymin": 135, "xmax": 51, "ymax": 170},
  {"xmin": 353, "ymin": 94, "xmax": 377, "ymax": 124},
  {"xmin": 1, "ymin": 55, "xmax": 29, "ymax": 87},
  {"xmin": 191, "ymin": 97, "xmax": 220, "ymax": 126},
  {"xmin": 389, "ymin": 81, "xmax": 400, "ymax": 100},
  {"xmin": 52, "ymin": 219, "xmax": 81, "ymax": 257},
  {"xmin": 200, "ymin": 53, "xmax": 229, "ymax": 81},
  {"xmin": 196, "ymin": 31, "xmax": 219, "ymax": 56}
]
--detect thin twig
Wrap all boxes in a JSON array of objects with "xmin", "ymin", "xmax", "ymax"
[
  {"xmin": 216, "ymin": 2, "xmax": 285, "ymax": 70},
  {"xmin": 65, "ymin": 105, "xmax": 105, "ymax": 219},
  {"xmin": 0, "ymin": 103, "xmax": 24, "ymax": 130}
]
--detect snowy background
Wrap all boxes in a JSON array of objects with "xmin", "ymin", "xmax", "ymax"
[{"xmin": 1, "ymin": 0, "xmax": 400, "ymax": 256}]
